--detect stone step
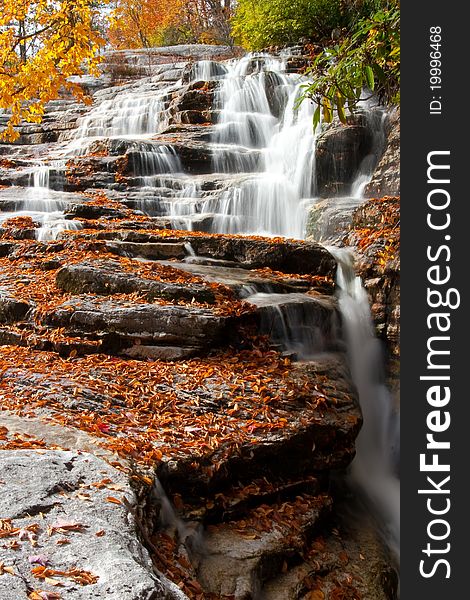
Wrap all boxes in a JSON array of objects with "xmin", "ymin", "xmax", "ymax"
[
  {"xmin": 56, "ymin": 260, "xmax": 216, "ymax": 304},
  {"xmin": 105, "ymin": 240, "xmax": 187, "ymax": 260},
  {"xmin": 41, "ymin": 297, "xmax": 238, "ymax": 353},
  {"xmin": 98, "ymin": 231, "xmax": 336, "ymax": 277}
]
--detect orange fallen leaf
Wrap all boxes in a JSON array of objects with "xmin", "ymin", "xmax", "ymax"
[{"xmin": 105, "ymin": 496, "xmax": 122, "ymax": 505}]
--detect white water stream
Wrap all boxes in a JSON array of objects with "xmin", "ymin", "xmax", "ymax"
[{"xmin": 330, "ymin": 247, "xmax": 400, "ymax": 560}]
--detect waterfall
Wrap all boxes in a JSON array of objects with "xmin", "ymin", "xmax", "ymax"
[
  {"xmin": 32, "ymin": 164, "xmax": 50, "ymax": 189},
  {"xmin": 72, "ymin": 93, "xmax": 167, "ymax": 141},
  {"xmin": 206, "ymin": 54, "xmax": 318, "ymax": 238},
  {"xmin": 0, "ymin": 47, "xmax": 400, "ymax": 589},
  {"xmin": 350, "ymin": 108, "xmax": 388, "ymax": 198},
  {"xmin": 190, "ymin": 60, "xmax": 228, "ymax": 82},
  {"xmin": 245, "ymin": 292, "xmax": 336, "ymax": 359},
  {"xmin": 329, "ymin": 247, "xmax": 400, "ymax": 560},
  {"xmin": 5, "ymin": 160, "xmax": 77, "ymax": 241}
]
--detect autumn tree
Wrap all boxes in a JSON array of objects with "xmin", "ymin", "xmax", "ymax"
[
  {"xmin": 108, "ymin": 0, "xmax": 233, "ymax": 49},
  {"xmin": 108, "ymin": 0, "xmax": 185, "ymax": 48},
  {"xmin": 0, "ymin": 0, "xmax": 105, "ymax": 141}
]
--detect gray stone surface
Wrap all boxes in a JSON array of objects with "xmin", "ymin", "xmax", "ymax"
[
  {"xmin": 0, "ymin": 290, "xmax": 32, "ymax": 324},
  {"xmin": 42, "ymin": 298, "xmax": 235, "ymax": 357},
  {"xmin": 194, "ymin": 494, "xmax": 332, "ymax": 598},
  {"xmin": 0, "ymin": 450, "xmax": 165, "ymax": 599},
  {"xmin": 365, "ymin": 108, "xmax": 400, "ymax": 198},
  {"xmin": 56, "ymin": 261, "xmax": 216, "ymax": 304}
]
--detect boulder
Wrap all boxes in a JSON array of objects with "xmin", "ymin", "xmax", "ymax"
[
  {"xmin": 316, "ymin": 116, "xmax": 374, "ymax": 197},
  {"xmin": 0, "ymin": 291, "xmax": 32, "ymax": 323},
  {"xmin": 0, "ymin": 450, "xmax": 167, "ymax": 599}
]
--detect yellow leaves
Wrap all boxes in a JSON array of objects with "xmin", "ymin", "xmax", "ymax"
[{"xmin": 0, "ymin": 1, "xmax": 106, "ymax": 140}]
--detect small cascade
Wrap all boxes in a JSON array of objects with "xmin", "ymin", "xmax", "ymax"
[
  {"xmin": 246, "ymin": 292, "xmax": 337, "ymax": 359},
  {"xmin": 71, "ymin": 93, "xmax": 167, "ymax": 142},
  {"xmin": 130, "ymin": 143, "xmax": 182, "ymax": 186},
  {"xmin": 212, "ymin": 56, "xmax": 283, "ymax": 151},
  {"xmin": 308, "ymin": 108, "xmax": 388, "ymax": 243},
  {"xmin": 27, "ymin": 161, "xmax": 68, "ymax": 207},
  {"xmin": 32, "ymin": 164, "xmax": 50, "ymax": 190},
  {"xmin": 168, "ymin": 181, "xmax": 202, "ymax": 230},
  {"xmin": 329, "ymin": 247, "xmax": 400, "ymax": 559},
  {"xmin": 190, "ymin": 59, "xmax": 228, "ymax": 82},
  {"xmin": 9, "ymin": 161, "xmax": 76, "ymax": 239},
  {"xmin": 198, "ymin": 54, "xmax": 319, "ymax": 238},
  {"xmin": 350, "ymin": 108, "xmax": 387, "ymax": 199},
  {"xmin": 36, "ymin": 215, "xmax": 83, "ymax": 242}
]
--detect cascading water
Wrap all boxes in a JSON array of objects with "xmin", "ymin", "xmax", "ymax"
[
  {"xmin": 350, "ymin": 107, "xmax": 387, "ymax": 199},
  {"xmin": 329, "ymin": 247, "xmax": 400, "ymax": 560},
  {"xmin": 205, "ymin": 54, "xmax": 318, "ymax": 238},
  {"xmin": 71, "ymin": 92, "xmax": 167, "ymax": 142},
  {"xmin": 0, "ymin": 160, "xmax": 79, "ymax": 241}
]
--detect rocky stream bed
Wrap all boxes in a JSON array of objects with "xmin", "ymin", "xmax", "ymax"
[{"xmin": 0, "ymin": 45, "xmax": 399, "ymax": 599}]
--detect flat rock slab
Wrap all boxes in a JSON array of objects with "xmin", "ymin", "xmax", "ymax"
[
  {"xmin": 106, "ymin": 241, "xmax": 186, "ymax": 261},
  {"xmin": 158, "ymin": 260, "xmax": 311, "ymax": 296},
  {"xmin": 43, "ymin": 298, "xmax": 232, "ymax": 350},
  {"xmin": 56, "ymin": 261, "xmax": 216, "ymax": 304},
  {"xmin": 102, "ymin": 232, "xmax": 336, "ymax": 277},
  {"xmin": 0, "ymin": 450, "xmax": 165, "ymax": 599}
]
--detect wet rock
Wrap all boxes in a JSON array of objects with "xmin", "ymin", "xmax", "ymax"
[
  {"xmin": 195, "ymin": 494, "xmax": 332, "ymax": 599},
  {"xmin": 43, "ymin": 298, "xmax": 235, "ymax": 353},
  {"xmin": 104, "ymin": 232, "xmax": 336, "ymax": 277},
  {"xmin": 64, "ymin": 203, "xmax": 129, "ymax": 220},
  {"xmin": 247, "ymin": 292, "xmax": 340, "ymax": 356},
  {"xmin": 260, "ymin": 491, "xmax": 398, "ymax": 600},
  {"xmin": 0, "ymin": 242, "xmax": 17, "ymax": 257},
  {"xmin": 170, "ymin": 81, "xmax": 217, "ymax": 113},
  {"xmin": 159, "ymin": 260, "xmax": 313, "ymax": 296},
  {"xmin": 316, "ymin": 116, "xmax": 374, "ymax": 197},
  {"xmin": 346, "ymin": 196, "xmax": 400, "ymax": 362},
  {"xmin": 0, "ymin": 291, "xmax": 32, "ymax": 323},
  {"xmin": 365, "ymin": 108, "xmax": 400, "ymax": 198},
  {"xmin": 0, "ymin": 450, "xmax": 168, "ymax": 599},
  {"xmin": 264, "ymin": 71, "xmax": 289, "ymax": 118},
  {"xmin": 105, "ymin": 240, "xmax": 186, "ymax": 260},
  {"xmin": 56, "ymin": 260, "xmax": 216, "ymax": 304},
  {"xmin": 157, "ymin": 354, "xmax": 361, "ymax": 496},
  {"xmin": 306, "ymin": 196, "xmax": 365, "ymax": 244}
]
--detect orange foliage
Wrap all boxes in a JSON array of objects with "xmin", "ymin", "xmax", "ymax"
[{"xmin": 108, "ymin": 0, "xmax": 185, "ymax": 49}]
